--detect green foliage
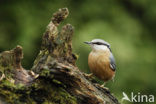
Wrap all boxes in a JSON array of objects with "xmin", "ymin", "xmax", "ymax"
[{"xmin": 0, "ymin": 0, "xmax": 156, "ymax": 104}]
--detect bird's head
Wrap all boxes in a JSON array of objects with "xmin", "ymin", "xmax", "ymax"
[{"xmin": 84, "ymin": 39, "xmax": 111, "ymax": 52}]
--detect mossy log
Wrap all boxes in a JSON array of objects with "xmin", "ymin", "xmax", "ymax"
[{"xmin": 0, "ymin": 8, "xmax": 120, "ymax": 104}]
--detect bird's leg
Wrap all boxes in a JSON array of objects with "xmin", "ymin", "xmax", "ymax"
[
  {"xmin": 112, "ymin": 78, "xmax": 114, "ymax": 82},
  {"xmin": 86, "ymin": 73, "xmax": 93, "ymax": 77},
  {"xmin": 100, "ymin": 82, "xmax": 109, "ymax": 90},
  {"xmin": 100, "ymin": 82, "xmax": 106, "ymax": 87},
  {"xmin": 83, "ymin": 73, "xmax": 98, "ymax": 83},
  {"xmin": 84, "ymin": 73, "xmax": 94, "ymax": 78},
  {"xmin": 111, "ymin": 75, "xmax": 115, "ymax": 82},
  {"xmin": 83, "ymin": 73, "xmax": 94, "ymax": 80}
]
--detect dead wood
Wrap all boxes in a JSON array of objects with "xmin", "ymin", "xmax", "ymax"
[{"xmin": 0, "ymin": 8, "xmax": 120, "ymax": 104}]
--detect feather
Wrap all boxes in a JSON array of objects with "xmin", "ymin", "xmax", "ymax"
[{"xmin": 109, "ymin": 53, "xmax": 116, "ymax": 71}]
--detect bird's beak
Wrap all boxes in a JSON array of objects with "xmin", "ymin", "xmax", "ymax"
[{"xmin": 84, "ymin": 41, "xmax": 91, "ymax": 44}]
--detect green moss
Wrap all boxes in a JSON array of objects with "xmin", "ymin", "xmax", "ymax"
[
  {"xmin": 50, "ymin": 87, "xmax": 77, "ymax": 104},
  {"xmin": 40, "ymin": 68, "xmax": 52, "ymax": 78},
  {"xmin": 44, "ymin": 50, "xmax": 49, "ymax": 55},
  {"xmin": 0, "ymin": 53, "xmax": 77, "ymax": 104},
  {"xmin": 0, "ymin": 77, "xmax": 77, "ymax": 104},
  {"xmin": 52, "ymin": 79, "xmax": 62, "ymax": 85},
  {"xmin": 0, "ymin": 80, "xmax": 22, "ymax": 103},
  {"xmin": 41, "ymin": 83, "xmax": 77, "ymax": 104},
  {"xmin": 28, "ymin": 75, "xmax": 77, "ymax": 104},
  {"xmin": 0, "ymin": 79, "xmax": 16, "ymax": 88},
  {"xmin": 73, "ymin": 53, "xmax": 79, "ymax": 60}
]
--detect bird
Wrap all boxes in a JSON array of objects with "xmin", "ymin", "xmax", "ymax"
[{"xmin": 84, "ymin": 39, "xmax": 116, "ymax": 84}]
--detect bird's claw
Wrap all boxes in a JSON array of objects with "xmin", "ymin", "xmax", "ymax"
[
  {"xmin": 100, "ymin": 83, "xmax": 109, "ymax": 90},
  {"xmin": 84, "ymin": 73, "xmax": 94, "ymax": 78}
]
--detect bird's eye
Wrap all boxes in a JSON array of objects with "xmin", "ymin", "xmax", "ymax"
[{"xmin": 97, "ymin": 42, "xmax": 101, "ymax": 45}]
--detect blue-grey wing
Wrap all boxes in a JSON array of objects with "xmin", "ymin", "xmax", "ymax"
[{"xmin": 109, "ymin": 53, "xmax": 116, "ymax": 71}]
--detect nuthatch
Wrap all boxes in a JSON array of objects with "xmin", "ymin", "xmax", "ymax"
[{"xmin": 84, "ymin": 39, "xmax": 116, "ymax": 83}]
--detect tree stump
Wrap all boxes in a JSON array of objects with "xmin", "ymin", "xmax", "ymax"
[{"xmin": 0, "ymin": 8, "xmax": 120, "ymax": 104}]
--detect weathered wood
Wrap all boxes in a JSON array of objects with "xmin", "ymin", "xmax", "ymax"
[{"xmin": 0, "ymin": 8, "xmax": 120, "ymax": 104}]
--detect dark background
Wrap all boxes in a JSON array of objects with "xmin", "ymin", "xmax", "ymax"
[{"xmin": 0, "ymin": 0, "xmax": 156, "ymax": 103}]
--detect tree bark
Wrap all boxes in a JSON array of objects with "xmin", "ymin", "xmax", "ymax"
[{"xmin": 0, "ymin": 8, "xmax": 120, "ymax": 104}]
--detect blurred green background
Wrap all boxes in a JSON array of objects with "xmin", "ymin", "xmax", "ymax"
[{"xmin": 0, "ymin": 0, "xmax": 156, "ymax": 104}]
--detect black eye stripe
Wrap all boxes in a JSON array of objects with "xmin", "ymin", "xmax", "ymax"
[
  {"xmin": 93, "ymin": 42, "xmax": 102, "ymax": 45},
  {"xmin": 92, "ymin": 42, "xmax": 112, "ymax": 52},
  {"xmin": 93, "ymin": 42, "xmax": 107, "ymax": 46}
]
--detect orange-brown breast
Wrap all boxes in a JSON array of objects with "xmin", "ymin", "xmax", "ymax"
[{"xmin": 88, "ymin": 50, "xmax": 115, "ymax": 82}]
